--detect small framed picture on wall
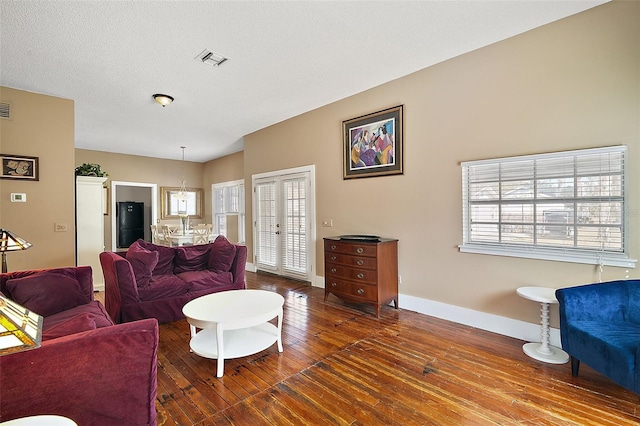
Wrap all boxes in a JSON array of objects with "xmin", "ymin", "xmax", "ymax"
[{"xmin": 0, "ymin": 154, "xmax": 39, "ymax": 181}]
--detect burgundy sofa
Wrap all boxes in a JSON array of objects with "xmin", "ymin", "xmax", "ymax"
[
  {"xmin": 100, "ymin": 236, "xmax": 247, "ymax": 324},
  {"xmin": 0, "ymin": 266, "xmax": 158, "ymax": 426}
]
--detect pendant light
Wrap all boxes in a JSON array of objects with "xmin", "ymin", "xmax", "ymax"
[{"xmin": 176, "ymin": 146, "xmax": 188, "ymax": 202}]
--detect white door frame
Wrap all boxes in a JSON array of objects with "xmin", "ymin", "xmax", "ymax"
[
  {"xmin": 251, "ymin": 165, "xmax": 316, "ymax": 281},
  {"xmin": 110, "ymin": 181, "xmax": 158, "ymax": 250}
]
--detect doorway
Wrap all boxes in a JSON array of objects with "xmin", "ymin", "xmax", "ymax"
[
  {"xmin": 110, "ymin": 181, "xmax": 157, "ymax": 251},
  {"xmin": 252, "ymin": 165, "xmax": 315, "ymax": 282}
]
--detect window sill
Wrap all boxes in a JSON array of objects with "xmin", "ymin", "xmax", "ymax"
[{"xmin": 458, "ymin": 244, "xmax": 637, "ymax": 268}]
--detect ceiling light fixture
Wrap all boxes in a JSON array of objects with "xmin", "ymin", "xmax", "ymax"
[
  {"xmin": 176, "ymin": 146, "xmax": 188, "ymax": 203},
  {"xmin": 152, "ymin": 94, "xmax": 174, "ymax": 107}
]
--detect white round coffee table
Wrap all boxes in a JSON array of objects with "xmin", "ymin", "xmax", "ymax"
[
  {"xmin": 517, "ymin": 286, "xmax": 569, "ymax": 364},
  {"xmin": 0, "ymin": 416, "xmax": 77, "ymax": 425},
  {"xmin": 182, "ymin": 289, "xmax": 284, "ymax": 377}
]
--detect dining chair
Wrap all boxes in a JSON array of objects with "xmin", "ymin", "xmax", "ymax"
[
  {"xmin": 192, "ymin": 226, "xmax": 210, "ymax": 245},
  {"xmin": 150, "ymin": 225, "xmax": 163, "ymax": 245},
  {"xmin": 161, "ymin": 225, "xmax": 180, "ymax": 247}
]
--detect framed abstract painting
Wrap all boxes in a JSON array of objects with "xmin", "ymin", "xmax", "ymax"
[{"xmin": 343, "ymin": 105, "xmax": 403, "ymax": 179}]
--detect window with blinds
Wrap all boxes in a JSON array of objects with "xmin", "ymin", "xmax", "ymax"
[
  {"xmin": 212, "ymin": 180, "xmax": 245, "ymax": 242},
  {"xmin": 283, "ymin": 178, "xmax": 307, "ymax": 274},
  {"xmin": 460, "ymin": 146, "xmax": 636, "ymax": 267},
  {"xmin": 255, "ymin": 181, "xmax": 277, "ymax": 267}
]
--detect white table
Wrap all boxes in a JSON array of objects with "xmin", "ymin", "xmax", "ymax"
[
  {"xmin": 516, "ymin": 286, "xmax": 569, "ymax": 364},
  {"xmin": 167, "ymin": 230, "xmax": 217, "ymax": 246},
  {"xmin": 167, "ymin": 231, "xmax": 193, "ymax": 246},
  {"xmin": 0, "ymin": 416, "xmax": 77, "ymax": 425},
  {"xmin": 182, "ymin": 289, "xmax": 284, "ymax": 377}
]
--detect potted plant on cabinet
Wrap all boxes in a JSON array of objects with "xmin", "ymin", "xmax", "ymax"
[{"xmin": 75, "ymin": 163, "xmax": 108, "ymax": 177}]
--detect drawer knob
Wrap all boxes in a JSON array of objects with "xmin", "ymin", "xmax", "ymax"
[
  {"xmin": 356, "ymin": 247, "xmax": 364, "ymax": 254},
  {"xmin": 356, "ymin": 260, "xmax": 364, "ymax": 266},
  {"xmin": 331, "ymin": 256, "xmax": 337, "ymax": 261},
  {"xmin": 331, "ymin": 282, "xmax": 337, "ymax": 287},
  {"xmin": 331, "ymin": 244, "xmax": 337, "ymax": 250},
  {"xmin": 357, "ymin": 273, "xmax": 364, "ymax": 279},
  {"xmin": 357, "ymin": 288, "xmax": 365, "ymax": 295},
  {"xmin": 331, "ymin": 268, "xmax": 337, "ymax": 273}
]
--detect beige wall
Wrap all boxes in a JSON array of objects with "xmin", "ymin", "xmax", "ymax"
[
  {"xmin": 0, "ymin": 87, "xmax": 76, "ymax": 270},
  {"xmin": 73, "ymin": 149, "xmax": 243, "ymax": 249},
  {"xmin": 75, "ymin": 149, "xmax": 205, "ymax": 249},
  {"xmin": 3, "ymin": 2, "xmax": 637, "ymax": 330},
  {"xmin": 243, "ymin": 1, "xmax": 640, "ymax": 325},
  {"xmin": 202, "ymin": 151, "xmax": 244, "ymax": 224}
]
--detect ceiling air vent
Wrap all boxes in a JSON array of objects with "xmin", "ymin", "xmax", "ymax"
[
  {"xmin": 194, "ymin": 49, "xmax": 228, "ymax": 67},
  {"xmin": 0, "ymin": 102, "xmax": 10, "ymax": 119}
]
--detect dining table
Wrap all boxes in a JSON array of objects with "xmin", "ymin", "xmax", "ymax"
[{"xmin": 166, "ymin": 229, "xmax": 216, "ymax": 246}]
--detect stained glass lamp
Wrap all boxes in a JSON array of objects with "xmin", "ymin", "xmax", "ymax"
[
  {"xmin": 0, "ymin": 229, "xmax": 32, "ymax": 273},
  {"xmin": 0, "ymin": 295, "xmax": 43, "ymax": 355}
]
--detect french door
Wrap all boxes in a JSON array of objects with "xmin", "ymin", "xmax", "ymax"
[{"xmin": 253, "ymin": 167, "xmax": 314, "ymax": 281}]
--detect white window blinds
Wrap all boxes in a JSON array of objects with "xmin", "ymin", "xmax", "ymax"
[
  {"xmin": 255, "ymin": 181, "xmax": 277, "ymax": 267},
  {"xmin": 460, "ymin": 146, "xmax": 635, "ymax": 267},
  {"xmin": 212, "ymin": 181, "xmax": 245, "ymax": 242},
  {"xmin": 283, "ymin": 177, "xmax": 307, "ymax": 274}
]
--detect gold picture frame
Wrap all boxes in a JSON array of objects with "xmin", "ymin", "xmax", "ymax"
[{"xmin": 161, "ymin": 186, "xmax": 203, "ymax": 219}]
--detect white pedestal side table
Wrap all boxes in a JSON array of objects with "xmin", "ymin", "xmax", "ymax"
[
  {"xmin": 183, "ymin": 289, "xmax": 284, "ymax": 377},
  {"xmin": 516, "ymin": 286, "xmax": 569, "ymax": 364}
]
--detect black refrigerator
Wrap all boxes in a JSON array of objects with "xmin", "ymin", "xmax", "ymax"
[{"xmin": 117, "ymin": 201, "xmax": 144, "ymax": 248}]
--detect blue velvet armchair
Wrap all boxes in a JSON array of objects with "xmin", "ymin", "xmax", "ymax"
[{"xmin": 556, "ymin": 279, "xmax": 640, "ymax": 394}]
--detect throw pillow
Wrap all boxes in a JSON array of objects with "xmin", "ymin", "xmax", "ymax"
[
  {"xmin": 208, "ymin": 235, "xmax": 237, "ymax": 272},
  {"xmin": 42, "ymin": 313, "xmax": 97, "ymax": 341},
  {"xmin": 136, "ymin": 239, "xmax": 175, "ymax": 275},
  {"xmin": 175, "ymin": 245, "xmax": 210, "ymax": 273},
  {"xmin": 6, "ymin": 272, "xmax": 89, "ymax": 317},
  {"xmin": 127, "ymin": 241, "xmax": 159, "ymax": 288}
]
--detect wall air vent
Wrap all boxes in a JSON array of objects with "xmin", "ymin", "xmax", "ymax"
[
  {"xmin": 0, "ymin": 102, "xmax": 10, "ymax": 119},
  {"xmin": 194, "ymin": 49, "xmax": 228, "ymax": 67}
]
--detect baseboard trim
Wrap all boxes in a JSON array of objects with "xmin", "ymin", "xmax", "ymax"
[
  {"xmin": 399, "ymin": 293, "xmax": 561, "ymax": 347},
  {"xmin": 311, "ymin": 275, "xmax": 559, "ymax": 347}
]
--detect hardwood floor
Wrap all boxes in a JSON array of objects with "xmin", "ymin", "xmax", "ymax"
[{"xmin": 98, "ymin": 272, "xmax": 640, "ymax": 425}]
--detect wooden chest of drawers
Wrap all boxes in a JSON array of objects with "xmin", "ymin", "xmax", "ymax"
[{"xmin": 323, "ymin": 237, "xmax": 398, "ymax": 317}]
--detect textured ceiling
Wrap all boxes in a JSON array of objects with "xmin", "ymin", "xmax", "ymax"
[{"xmin": 0, "ymin": 1, "xmax": 607, "ymax": 163}]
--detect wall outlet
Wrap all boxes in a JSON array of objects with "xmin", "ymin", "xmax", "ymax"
[
  {"xmin": 55, "ymin": 223, "xmax": 68, "ymax": 232},
  {"xmin": 322, "ymin": 219, "xmax": 333, "ymax": 227},
  {"xmin": 398, "ymin": 275, "xmax": 402, "ymax": 285}
]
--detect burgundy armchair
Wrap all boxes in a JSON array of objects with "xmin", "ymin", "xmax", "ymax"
[{"xmin": 0, "ymin": 266, "xmax": 158, "ymax": 425}]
